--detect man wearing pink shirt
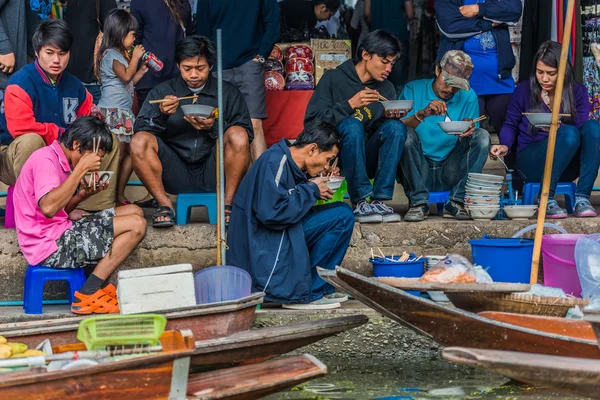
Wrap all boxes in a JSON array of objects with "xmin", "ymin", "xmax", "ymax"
[{"xmin": 14, "ymin": 116, "xmax": 146, "ymax": 314}]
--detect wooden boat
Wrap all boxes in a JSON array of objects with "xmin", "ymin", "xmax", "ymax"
[
  {"xmin": 0, "ymin": 330, "xmax": 329, "ymax": 400},
  {"xmin": 443, "ymin": 347, "xmax": 600, "ymax": 399},
  {"xmin": 0, "ymin": 293, "xmax": 264, "ymax": 348},
  {"xmin": 318, "ymin": 267, "xmax": 600, "ymax": 358},
  {"xmin": 189, "ymin": 314, "xmax": 368, "ymax": 369},
  {"xmin": 187, "ymin": 354, "xmax": 327, "ymax": 399},
  {"xmin": 0, "ymin": 329, "xmax": 197, "ymax": 399},
  {"xmin": 585, "ymin": 311, "xmax": 600, "ymax": 349}
]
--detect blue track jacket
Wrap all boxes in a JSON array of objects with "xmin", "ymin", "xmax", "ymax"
[{"xmin": 227, "ymin": 139, "xmax": 321, "ymax": 304}]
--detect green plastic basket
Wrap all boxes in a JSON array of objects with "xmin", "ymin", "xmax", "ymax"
[{"xmin": 77, "ymin": 314, "xmax": 167, "ymax": 350}]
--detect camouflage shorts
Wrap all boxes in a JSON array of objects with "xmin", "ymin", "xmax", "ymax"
[{"xmin": 42, "ymin": 208, "xmax": 116, "ymax": 269}]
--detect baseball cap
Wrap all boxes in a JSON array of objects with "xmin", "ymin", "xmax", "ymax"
[{"xmin": 439, "ymin": 50, "xmax": 474, "ymax": 91}]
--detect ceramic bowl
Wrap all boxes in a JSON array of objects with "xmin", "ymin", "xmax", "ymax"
[
  {"xmin": 465, "ymin": 196, "xmax": 500, "ymax": 205},
  {"xmin": 466, "ymin": 206, "xmax": 500, "ymax": 220},
  {"xmin": 326, "ymin": 176, "xmax": 345, "ymax": 191},
  {"xmin": 84, "ymin": 171, "xmax": 114, "ymax": 187},
  {"xmin": 467, "ymin": 178, "xmax": 504, "ymax": 187},
  {"xmin": 466, "ymin": 183, "xmax": 503, "ymax": 191},
  {"xmin": 468, "ymin": 173, "xmax": 504, "ymax": 183},
  {"xmin": 381, "ymin": 100, "xmax": 414, "ymax": 111},
  {"xmin": 466, "ymin": 188, "xmax": 501, "ymax": 196},
  {"xmin": 181, "ymin": 104, "xmax": 215, "ymax": 119},
  {"xmin": 524, "ymin": 113, "xmax": 553, "ymax": 128},
  {"xmin": 503, "ymin": 205, "xmax": 538, "ymax": 220},
  {"xmin": 438, "ymin": 121, "xmax": 472, "ymax": 135}
]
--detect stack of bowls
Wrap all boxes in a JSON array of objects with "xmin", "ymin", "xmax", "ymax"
[
  {"xmin": 465, "ymin": 173, "xmax": 503, "ymax": 220},
  {"xmin": 426, "ymin": 255, "xmax": 446, "ymax": 270}
]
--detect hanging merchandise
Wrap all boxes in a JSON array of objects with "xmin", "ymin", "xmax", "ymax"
[{"xmin": 581, "ymin": 0, "xmax": 600, "ymax": 118}]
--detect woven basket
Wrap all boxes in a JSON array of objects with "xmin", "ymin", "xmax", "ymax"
[{"xmin": 446, "ymin": 292, "xmax": 589, "ymax": 317}]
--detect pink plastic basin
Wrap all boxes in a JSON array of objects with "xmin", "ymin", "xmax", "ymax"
[{"xmin": 541, "ymin": 234, "xmax": 586, "ymax": 297}]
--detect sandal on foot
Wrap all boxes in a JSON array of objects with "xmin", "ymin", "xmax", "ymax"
[
  {"xmin": 152, "ymin": 206, "xmax": 175, "ymax": 228},
  {"xmin": 102, "ymin": 283, "xmax": 117, "ymax": 299},
  {"xmin": 71, "ymin": 289, "xmax": 120, "ymax": 314},
  {"xmin": 224, "ymin": 205, "xmax": 232, "ymax": 227}
]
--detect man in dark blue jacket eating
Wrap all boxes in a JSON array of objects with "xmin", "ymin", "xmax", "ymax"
[{"xmin": 227, "ymin": 123, "xmax": 354, "ymax": 310}]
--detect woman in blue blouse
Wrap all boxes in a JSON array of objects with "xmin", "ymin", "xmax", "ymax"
[{"xmin": 491, "ymin": 41, "xmax": 600, "ymax": 219}]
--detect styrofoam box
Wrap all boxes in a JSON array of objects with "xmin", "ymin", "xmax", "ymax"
[{"xmin": 117, "ymin": 264, "xmax": 196, "ymax": 315}]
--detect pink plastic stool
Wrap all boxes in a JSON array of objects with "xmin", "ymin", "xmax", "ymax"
[{"xmin": 5, "ymin": 186, "xmax": 15, "ymax": 229}]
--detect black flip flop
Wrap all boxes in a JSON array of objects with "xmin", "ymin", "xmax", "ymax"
[
  {"xmin": 134, "ymin": 198, "xmax": 158, "ymax": 209},
  {"xmin": 152, "ymin": 206, "xmax": 175, "ymax": 228}
]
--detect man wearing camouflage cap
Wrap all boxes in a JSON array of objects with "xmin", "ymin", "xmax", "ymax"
[{"xmin": 398, "ymin": 50, "xmax": 490, "ymax": 222}]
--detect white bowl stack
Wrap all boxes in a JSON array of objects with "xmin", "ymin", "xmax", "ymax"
[
  {"xmin": 425, "ymin": 255, "xmax": 446, "ymax": 270},
  {"xmin": 464, "ymin": 173, "xmax": 504, "ymax": 220}
]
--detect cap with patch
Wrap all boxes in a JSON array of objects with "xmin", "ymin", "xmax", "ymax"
[{"xmin": 439, "ymin": 50, "xmax": 474, "ymax": 91}]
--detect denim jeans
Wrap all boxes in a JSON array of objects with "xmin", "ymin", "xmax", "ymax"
[
  {"xmin": 399, "ymin": 128, "xmax": 491, "ymax": 206},
  {"xmin": 337, "ymin": 118, "xmax": 407, "ymax": 203},
  {"xmin": 302, "ymin": 202, "xmax": 355, "ymax": 302},
  {"xmin": 516, "ymin": 120, "xmax": 600, "ymax": 199}
]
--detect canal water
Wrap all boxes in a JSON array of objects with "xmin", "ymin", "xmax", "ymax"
[{"xmin": 266, "ymin": 357, "xmax": 588, "ymax": 399}]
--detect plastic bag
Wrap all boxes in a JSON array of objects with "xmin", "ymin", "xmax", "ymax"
[
  {"xmin": 574, "ymin": 234, "xmax": 600, "ymax": 298},
  {"xmin": 519, "ymin": 283, "xmax": 566, "ymax": 298},
  {"xmin": 421, "ymin": 254, "xmax": 477, "ymax": 283},
  {"xmin": 474, "ymin": 266, "xmax": 493, "ymax": 283}
]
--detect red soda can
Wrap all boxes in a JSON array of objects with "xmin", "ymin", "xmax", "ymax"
[{"xmin": 142, "ymin": 52, "xmax": 163, "ymax": 72}]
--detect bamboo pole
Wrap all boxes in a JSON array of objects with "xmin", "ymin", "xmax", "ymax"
[
  {"xmin": 215, "ymin": 29, "xmax": 227, "ymax": 265},
  {"xmin": 530, "ymin": 0, "xmax": 575, "ymax": 284}
]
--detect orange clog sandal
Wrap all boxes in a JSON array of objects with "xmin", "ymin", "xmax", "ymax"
[
  {"xmin": 102, "ymin": 283, "xmax": 117, "ymax": 299},
  {"xmin": 71, "ymin": 289, "xmax": 120, "ymax": 314}
]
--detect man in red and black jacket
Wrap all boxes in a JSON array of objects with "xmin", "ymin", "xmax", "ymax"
[{"xmin": 0, "ymin": 20, "xmax": 119, "ymax": 211}]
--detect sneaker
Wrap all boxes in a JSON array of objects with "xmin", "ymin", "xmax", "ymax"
[
  {"xmin": 370, "ymin": 200, "xmax": 402, "ymax": 222},
  {"xmin": 282, "ymin": 298, "xmax": 342, "ymax": 310},
  {"xmin": 353, "ymin": 200, "xmax": 383, "ymax": 223},
  {"xmin": 404, "ymin": 204, "xmax": 430, "ymax": 222},
  {"xmin": 546, "ymin": 199, "xmax": 568, "ymax": 219},
  {"xmin": 574, "ymin": 198, "xmax": 597, "ymax": 218},
  {"xmin": 324, "ymin": 293, "xmax": 349, "ymax": 303},
  {"xmin": 443, "ymin": 201, "xmax": 471, "ymax": 220}
]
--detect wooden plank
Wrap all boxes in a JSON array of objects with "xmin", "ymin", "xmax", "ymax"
[
  {"xmin": 117, "ymin": 264, "xmax": 192, "ymax": 279},
  {"xmin": 443, "ymin": 347, "xmax": 600, "ymax": 399},
  {"xmin": 479, "ymin": 312, "xmax": 596, "ymax": 341},
  {"xmin": 375, "ymin": 277, "xmax": 531, "ymax": 293},
  {"xmin": 187, "ymin": 354, "xmax": 327, "ymax": 400}
]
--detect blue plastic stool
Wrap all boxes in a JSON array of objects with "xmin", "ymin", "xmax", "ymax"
[
  {"xmin": 23, "ymin": 265, "xmax": 86, "ymax": 314},
  {"xmin": 176, "ymin": 193, "xmax": 217, "ymax": 225},
  {"xmin": 522, "ymin": 182, "xmax": 576, "ymax": 214},
  {"xmin": 428, "ymin": 191, "xmax": 450, "ymax": 216}
]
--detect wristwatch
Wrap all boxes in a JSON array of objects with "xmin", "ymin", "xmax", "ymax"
[{"xmin": 254, "ymin": 55, "xmax": 266, "ymax": 64}]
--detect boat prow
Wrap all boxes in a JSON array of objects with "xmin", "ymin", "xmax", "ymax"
[
  {"xmin": 443, "ymin": 347, "xmax": 600, "ymax": 399},
  {"xmin": 318, "ymin": 267, "xmax": 600, "ymax": 358}
]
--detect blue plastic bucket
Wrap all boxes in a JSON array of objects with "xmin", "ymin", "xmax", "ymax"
[
  {"xmin": 194, "ymin": 265, "xmax": 252, "ymax": 304},
  {"xmin": 469, "ymin": 234, "xmax": 534, "ymax": 283},
  {"xmin": 370, "ymin": 255, "xmax": 425, "ymax": 296}
]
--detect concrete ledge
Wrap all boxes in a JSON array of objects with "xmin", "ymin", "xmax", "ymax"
[{"xmin": 1, "ymin": 216, "xmax": 599, "ymax": 301}]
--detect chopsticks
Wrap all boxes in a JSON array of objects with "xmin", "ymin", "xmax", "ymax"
[
  {"xmin": 90, "ymin": 136, "xmax": 101, "ymax": 188},
  {"xmin": 364, "ymin": 86, "xmax": 388, "ymax": 102},
  {"xmin": 522, "ymin": 112, "xmax": 570, "ymax": 117},
  {"xmin": 149, "ymin": 95, "xmax": 199, "ymax": 104},
  {"xmin": 370, "ymin": 248, "xmax": 423, "ymax": 263},
  {"xmin": 472, "ymin": 115, "xmax": 487, "ymax": 123},
  {"xmin": 327, "ymin": 158, "xmax": 338, "ymax": 180}
]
